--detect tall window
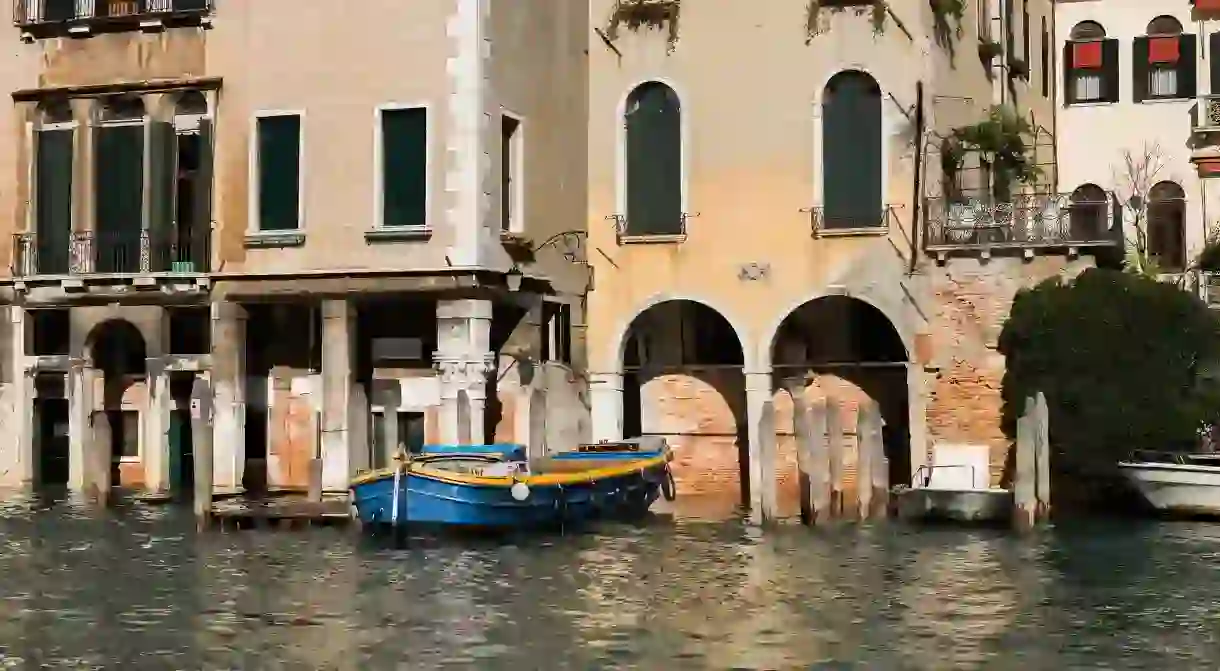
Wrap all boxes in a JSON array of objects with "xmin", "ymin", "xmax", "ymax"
[
  {"xmin": 96, "ymin": 96, "xmax": 146, "ymax": 273},
  {"xmin": 1148, "ymin": 181, "xmax": 1186, "ymax": 272},
  {"xmin": 1064, "ymin": 21, "xmax": 1112, "ymax": 104},
  {"xmin": 1041, "ymin": 17, "xmax": 1049, "ymax": 97},
  {"xmin": 164, "ymin": 91, "xmax": 212, "ymax": 273},
  {"xmin": 501, "ymin": 113, "xmax": 521, "ymax": 232},
  {"xmin": 1134, "ymin": 17, "xmax": 1195, "ymax": 102},
  {"xmin": 254, "ymin": 113, "xmax": 302, "ymax": 232},
  {"xmin": 624, "ymin": 81, "xmax": 682, "ymax": 237},
  {"xmin": 33, "ymin": 101, "xmax": 74, "ymax": 276},
  {"xmin": 378, "ymin": 106, "xmax": 428, "ymax": 229},
  {"xmin": 821, "ymin": 70, "xmax": 883, "ymax": 229}
]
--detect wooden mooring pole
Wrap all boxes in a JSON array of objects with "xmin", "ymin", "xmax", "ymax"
[
  {"xmin": 800, "ymin": 398, "xmax": 832, "ymax": 525},
  {"xmin": 827, "ymin": 398, "xmax": 846, "ymax": 518},
  {"xmin": 858, "ymin": 400, "xmax": 889, "ymax": 519},
  {"xmin": 1013, "ymin": 397, "xmax": 1037, "ymax": 531},
  {"xmin": 191, "ymin": 377, "xmax": 215, "ymax": 531},
  {"xmin": 1034, "ymin": 391, "xmax": 1051, "ymax": 522}
]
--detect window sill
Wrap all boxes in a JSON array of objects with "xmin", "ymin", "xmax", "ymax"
[
  {"xmin": 814, "ymin": 226, "xmax": 889, "ymax": 239},
  {"xmin": 1064, "ymin": 101, "xmax": 1117, "ymax": 108},
  {"xmin": 617, "ymin": 233, "xmax": 686, "ymax": 245},
  {"xmin": 244, "ymin": 232, "xmax": 305, "ymax": 248},
  {"xmin": 366, "ymin": 227, "xmax": 433, "ymax": 243},
  {"xmin": 1139, "ymin": 96, "xmax": 1192, "ymax": 105}
]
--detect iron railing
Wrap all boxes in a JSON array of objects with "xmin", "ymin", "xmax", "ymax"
[
  {"xmin": 924, "ymin": 194, "xmax": 1120, "ymax": 251},
  {"xmin": 13, "ymin": 228, "xmax": 211, "ymax": 277},
  {"xmin": 1196, "ymin": 94, "xmax": 1220, "ymax": 132},
  {"xmin": 806, "ymin": 205, "xmax": 897, "ymax": 236},
  {"xmin": 14, "ymin": 0, "xmax": 210, "ymax": 26},
  {"xmin": 607, "ymin": 212, "xmax": 696, "ymax": 243}
]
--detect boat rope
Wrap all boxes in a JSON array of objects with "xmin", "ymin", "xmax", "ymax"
[{"xmin": 661, "ymin": 465, "xmax": 677, "ymax": 502}]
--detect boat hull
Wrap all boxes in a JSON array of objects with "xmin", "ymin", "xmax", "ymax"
[
  {"xmin": 350, "ymin": 459, "xmax": 670, "ymax": 530},
  {"xmin": 895, "ymin": 487, "xmax": 1014, "ymax": 525},
  {"xmin": 1119, "ymin": 462, "xmax": 1220, "ymax": 515}
]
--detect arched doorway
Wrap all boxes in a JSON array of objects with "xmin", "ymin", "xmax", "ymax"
[
  {"xmin": 1148, "ymin": 181, "xmax": 1186, "ymax": 271},
  {"xmin": 620, "ymin": 300, "xmax": 747, "ymax": 512},
  {"xmin": 87, "ymin": 319, "xmax": 148, "ymax": 487},
  {"xmin": 769, "ymin": 296, "xmax": 909, "ymax": 514}
]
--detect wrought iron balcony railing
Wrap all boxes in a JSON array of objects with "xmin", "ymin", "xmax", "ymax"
[
  {"xmin": 1196, "ymin": 94, "xmax": 1220, "ymax": 132},
  {"xmin": 924, "ymin": 194, "xmax": 1120, "ymax": 252},
  {"xmin": 805, "ymin": 205, "xmax": 897, "ymax": 237},
  {"xmin": 14, "ymin": 0, "xmax": 211, "ymax": 27},
  {"xmin": 13, "ymin": 228, "xmax": 211, "ymax": 278},
  {"xmin": 606, "ymin": 212, "xmax": 696, "ymax": 244}
]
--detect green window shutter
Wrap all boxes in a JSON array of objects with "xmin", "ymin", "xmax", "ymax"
[
  {"xmin": 34, "ymin": 128, "xmax": 73, "ymax": 275},
  {"xmin": 822, "ymin": 72, "xmax": 883, "ymax": 229},
  {"xmin": 381, "ymin": 108, "xmax": 428, "ymax": 228},
  {"xmin": 257, "ymin": 115, "xmax": 301, "ymax": 231},
  {"xmin": 1132, "ymin": 37, "xmax": 1149, "ymax": 103},
  {"xmin": 148, "ymin": 120, "xmax": 176, "ymax": 271},
  {"xmin": 94, "ymin": 124, "xmax": 145, "ymax": 273},
  {"xmin": 1101, "ymin": 39, "xmax": 1120, "ymax": 102},
  {"xmin": 192, "ymin": 118, "xmax": 213, "ymax": 271},
  {"xmin": 1179, "ymin": 35, "xmax": 1198, "ymax": 99},
  {"xmin": 625, "ymin": 83, "xmax": 682, "ymax": 236}
]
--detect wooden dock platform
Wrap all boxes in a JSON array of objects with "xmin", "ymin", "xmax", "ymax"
[{"xmin": 208, "ymin": 493, "xmax": 353, "ymax": 530}]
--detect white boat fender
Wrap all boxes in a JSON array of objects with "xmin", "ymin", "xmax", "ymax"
[
  {"xmin": 661, "ymin": 466, "xmax": 677, "ymax": 502},
  {"xmin": 511, "ymin": 481, "xmax": 531, "ymax": 501}
]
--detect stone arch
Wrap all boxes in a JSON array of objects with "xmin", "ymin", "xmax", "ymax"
[
  {"xmin": 821, "ymin": 70, "xmax": 884, "ymax": 230},
  {"xmin": 622, "ymin": 81, "xmax": 683, "ymax": 236},
  {"xmin": 175, "ymin": 90, "xmax": 209, "ymax": 116},
  {"xmin": 99, "ymin": 95, "xmax": 146, "ymax": 123},
  {"xmin": 1069, "ymin": 21, "xmax": 1106, "ymax": 41},
  {"xmin": 38, "ymin": 99, "xmax": 73, "ymax": 125},
  {"xmin": 768, "ymin": 296, "xmax": 910, "ymax": 514},
  {"xmin": 608, "ymin": 294, "xmax": 753, "ymax": 374},
  {"xmin": 1146, "ymin": 15, "xmax": 1183, "ymax": 37},
  {"xmin": 619, "ymin": 299, "xmax": 749, "ymax": 511},
  {"xmin": 1148, "ymin": 180, "xmax": 1186, "ymax": 271},
  {"xmin": 86, "ymin": 319, "xmax": 147, "ymax": 376}
]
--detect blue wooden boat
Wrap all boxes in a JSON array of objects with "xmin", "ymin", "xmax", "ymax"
[{"xmin": 349, "ymin": 437, "xmax": 676, "ymax": 531}]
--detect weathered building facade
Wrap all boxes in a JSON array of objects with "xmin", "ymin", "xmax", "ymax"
[
  {"xmin": 582, "ymin": 0, "xmax": 1094, "ymax": 518},
  {"xmin": 0, "ymin": 0, "xmax": 591, "ymax": 495}
]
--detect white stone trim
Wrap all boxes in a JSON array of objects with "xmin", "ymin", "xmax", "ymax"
[
  {"xmin": 499, "ymin": 107, "xmax": 525, "ymax": 234},
  {"xmin": 444, "ymin": 0, "xmax": 492, "ymax": 267},
  {"xmin": 246, "ymin": 109, "xmax": 307, "ymax": 235},
  {"xmin": 614, "ymin": 77, "xmax": 691, "ymax": 225},
  {"xmin": 373, "ymin": 101, "xmax": 433, "ymax": 232},
  {"xmin": 601, "ymin": 293, "xmax": 753, "ymax": 375},
  {"xmin": 811, "ymin": 67, "xmax": 893, "ymax": 213}
]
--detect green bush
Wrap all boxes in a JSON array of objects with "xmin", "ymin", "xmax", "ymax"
[{"xmin": 998, "ymin": 268, "xmax": 1220, "ymax": 505}]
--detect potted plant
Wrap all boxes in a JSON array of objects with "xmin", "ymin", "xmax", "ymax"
[
  {"xmin": 978, "ymin": 40, "xmax": 1003, "ymax": 64},
  {"xmin": 1008, "ymin": 57, "xmax": 1029, "ymax": 79}
]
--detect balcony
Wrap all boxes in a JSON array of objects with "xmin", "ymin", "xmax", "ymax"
[
  {"xmin": 1195, "ymin": 94, "xmax": 1220, "ymax": 134},
  {"xmin": 14, "ymin": 0, "xmax": 211, "ymax": 37},
  {"xmin": 924, "ymin": 194, "xmax": 1120, "ymax": 260},
  {"xmin": 13, "ymin": 229, "xmax": 211, "ymax": 279}
]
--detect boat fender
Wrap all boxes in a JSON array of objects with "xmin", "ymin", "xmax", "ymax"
[
  {"xmin": 511, "ymin": 481, "xmax": 531, "ymax": 501},
  {"xmin": 661, "ymin": 466, "xmax": 677, "ymax": 502}
]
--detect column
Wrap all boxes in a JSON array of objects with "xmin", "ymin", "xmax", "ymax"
[
  {"xmin": 69, "ymin": 97, "xmax": 96, "ymax": 237},
  {"xmin": 589, "ymin": 372, "xmax": 624, "ymax": 442},
  {"xmin": 378, "ymin": 384, "xmax": 400, "ymax": 465},
  {"xmin": 8, "ymin": 306, "xmax": 34, "ymax": 486},
  {"xmin": 434, "ymin": 299, "xmax": 493, "ymax": 445},
  {"xmin": 320, "ymin": 299, "xmax": 353, "ymax": 491},
  {"xmin": 744, "ymin": 370, "xmax": 773, "ymax": 522},
  {"xmin": 67, "ymin": 358, "xmax": 90, "ymax": 491},
  {"xmin": 142, "ymin": 358, "xmax": 171, "ymax": 495},
  {"xmin": 210, "ymin": 302, "xmax": 246, "ymax": 491},
  {"xmin": 348, "ymin": 379, "xmax": 369, "ymax": 474}
]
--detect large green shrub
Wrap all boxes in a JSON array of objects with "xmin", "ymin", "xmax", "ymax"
[{"xmin": 998, "ymin": 268, "xmax": 1220, "ymax": 505}]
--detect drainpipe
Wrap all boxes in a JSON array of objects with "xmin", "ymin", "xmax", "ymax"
[{"xmin": 910, "ymin": 80, "xmax": 926, "ymax": 276}]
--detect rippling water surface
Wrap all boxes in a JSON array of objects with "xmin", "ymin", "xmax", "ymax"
[{"xmin": 0, "ymin": 492, "xmax": 1219, "ymax": 669}]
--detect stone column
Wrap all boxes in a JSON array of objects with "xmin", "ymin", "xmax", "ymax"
[
  {"xmin": 348, "ymin": 379, "xmax": 369, "ymax": 474},
  {"xmin": 67, "ymin": 358, "xmax": 91, "ymax": 491},
  {"xmin": 434, "ymin": 300, "xmax": 493, "ymax": 445},
  {"xmin": 320, "ymin": 299, "xmax": 354, "ymax": 490},
  {"xmin": 589, "ymin": 372, "xmax": 624, "ymax": 442},
  {"xmin": 744, "ymin": 370, "xmax": 773, "ymax": 520},
  {"xmin": 142, "ymin": 358, "xmax": 171, "ymax": 495},
  {"xmin": 210, "ymin": 302, "xmax": 246, "ymax": 492},
  {"xmin": 8, "ymin": 306, "xmax": 35, "ymax": 486},
  {"xmin": 378, "ymin": 384, "xmax": 400, "ymax": 465}
]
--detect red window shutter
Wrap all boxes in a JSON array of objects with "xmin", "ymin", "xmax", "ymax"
[
  {"xmin": 1072, "ymin": 41, "xmax": 1103, "ymax": 68},
  {"xmin": 1196, "ymin": 0, "xmax": 1220, "ymax": 11},
  {"xmin": 1149, "ymin": 36, "xmax": 1180, "ymax": 64}
]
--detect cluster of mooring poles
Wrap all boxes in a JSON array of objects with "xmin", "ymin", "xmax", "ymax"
[
  {"xmin": 1013, "ymin": 391, "xmax": 1052, "ymax": 530},
  {"xmin": 755, "ymin": 394, "xmax": 890, "ymax": 526}
]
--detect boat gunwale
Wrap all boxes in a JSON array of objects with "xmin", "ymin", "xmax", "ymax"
[
  {"xmin": 350, "ymin": 452, "xmax": 673, "ymax": 488},
  {"xmin": 1117, "ymin": 461, "xmax": 1220, "ymax": 474}
]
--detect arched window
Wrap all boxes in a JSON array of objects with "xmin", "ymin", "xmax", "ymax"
[
  {"xmin": 1143, "ymin": 16, "xmax": 1187, "ymax": 100},
  {"xmin": 1067, "ymin": 21, "xmax": 1108, "ymax": 104},
  {"xmin": 1069, "ymin": 184, "xmax": 1107, "ymax": 240},
  {"xmin": 175, "ymin": 91, "xmax": 208, "ymax": 117},
  {"xmin": 99, "ymin": 95, "xmax": 145, "ymax": 123},
  {"xmin": 821, "ymin": 70, "xmax": 882, "ymax": 230},
  {"xmin": 624, "ymin": 82, "xmax": 682, "ymax": 237},
  {"xmin": 1148, "ymin": 181, "xmax": 1186, "ymax": 272},
  {"xmin": 38, "ymin": 100, "xmax": 72, "ymax": 126}
]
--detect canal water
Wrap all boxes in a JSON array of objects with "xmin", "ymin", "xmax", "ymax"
[{"xmin": 0, "ymin": 493, "xmax": 1218, "ymax": 669}]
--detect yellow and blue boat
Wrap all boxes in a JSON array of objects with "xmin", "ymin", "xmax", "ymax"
[{"xmin": 349, "ymin": 437, "xmax": 676, "ymax": 531}]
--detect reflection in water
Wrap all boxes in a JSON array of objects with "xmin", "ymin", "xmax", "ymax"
[{"xmin": 3, "ymin": 492, "xmax": 1220, "ymax": 668}]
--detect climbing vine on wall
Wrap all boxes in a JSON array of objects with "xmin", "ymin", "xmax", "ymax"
[
  {"xmin": 804, "ymin": 0, "xmax": 889, "ymax": 43},
  {"xmin": 604, "ymin": 0, "xmax": 681, "ymax": 52},
  {"xmin": 929, "ymin": 0, "xmax": 966, "ymax": 48}
]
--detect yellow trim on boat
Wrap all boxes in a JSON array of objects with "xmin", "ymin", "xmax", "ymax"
[{"xmin": 350, "ymin": 451, "xmax": 672, "ymax": 488}]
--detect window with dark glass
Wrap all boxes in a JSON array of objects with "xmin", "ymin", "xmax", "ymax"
[
  {"xmin": 821, "ymin": 70, "xmax": 883, "ymax": 229},
  {"xmin": 624, "ymin": 82, "xmax": 682, "ymax": 236},
  {"xmin": 95, "ymin": 96, "xmax": 146, "ymax": 273},
  {"xmin": 1068, "ymin": 184, "xmax": 1107, "ymax": 240},
  {"xmin": 256, "ymin": 114, "xmax": 302, "ymax": 231},
  {"xmin": 1064, "ymin": 21, "xmax": 1119, "ymax": 104},
  {"xmin": 1148, "ymin": 181, "xmax": 1186, "ymax": 271},
  {"xmin": 34, "ymin": 101, "xmax": 73, "ymax": 276},
  {"xmin": 380, "ymin": 107, "xmax": 428, "ymax": 228}
]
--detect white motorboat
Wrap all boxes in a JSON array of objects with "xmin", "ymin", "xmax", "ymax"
[{"xmin": 1118, "ymin": 451, "xmax": 1220, "ymax": 516}]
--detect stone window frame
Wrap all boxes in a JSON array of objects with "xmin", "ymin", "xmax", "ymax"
[
  {"xmin": 366, "ymin": 101, "xmax": 433, "ymax": 243},
  {"xmin": 245, "ymin": 109, "xmax": 307, "ymax": 248}
]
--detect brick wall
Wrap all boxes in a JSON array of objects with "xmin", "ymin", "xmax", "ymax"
[{"xmin": 924, "ymin": 256, "xmax": 1093, "ymax": 484}]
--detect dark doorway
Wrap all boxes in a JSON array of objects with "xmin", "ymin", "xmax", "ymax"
[{"xmin": 34, "ymin": 398, "xmax": 69, "ymax": 486}]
